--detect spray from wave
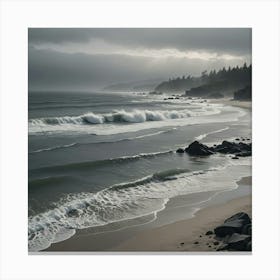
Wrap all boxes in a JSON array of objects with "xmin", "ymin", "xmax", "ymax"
[{"xmin": 29, "ymin": 109, "xmax": 192, "ymax": 126}]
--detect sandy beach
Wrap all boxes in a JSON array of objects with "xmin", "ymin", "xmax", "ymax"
[
  {"xmin": 114, "ymin": 192, "xmax": 251, "ymax": 252},
  {"xmin": 43, "ymin": 176, "xmax": 251, "ymax": 252},
  {"xmin": 209, "ymin": 98, "xmax": 252, "ymax": 110}
]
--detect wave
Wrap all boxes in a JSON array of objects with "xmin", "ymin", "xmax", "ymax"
[
  {"xmin": 29, "ymin": 143, "xmax": 77, "ymax": 154},
  {"xmin": 30, "ymin": 150, "xmax": 174, "ymax": 174},
  {"xmin": 28, "ymin": 163, "xmax": 251, "ymax": 252},
  {"xmin": 29, "ymin": 109, "xmax": 192, "ymax": 126},
  {"xmin": 195, "ymin": 127, "xmax": 230, "ymax": 141},
  {"xmin": 29, "ymin": 129, "xmax": 176, "ymax": 154}
]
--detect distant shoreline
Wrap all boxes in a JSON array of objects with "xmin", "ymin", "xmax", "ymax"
[{"xmin": 208, "ymin": 98, "xmax": 252, "ymax": 110}]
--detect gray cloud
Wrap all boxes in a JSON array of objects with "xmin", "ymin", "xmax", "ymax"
[
  {"xmin": 28, "ymin": 28, "xmax": 251, "ymax": 91},
  {"xmin": 29, "ymin": 28, "xmax": 251, "ymax": 55}
]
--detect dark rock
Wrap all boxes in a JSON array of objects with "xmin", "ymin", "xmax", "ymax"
[
  {"xmin": 224, "ymin": 212, "xmax": 251, "ymax": 225},
  {"xmin": 213, "ymin": 141, "xmax": 242, "ymax": 154},
  {"xmin": 205, "ymin": 230, "xmax": 213, "ymax": 235},
  {"xmin": 213, "ymin": 241, "xmax": 219, "ymax": 245},
  {"xmin": 214, "ymin": 221, "xmax": 243, "ymax": 237},
  {"xmin": 180, "ymin": 242, "xmax": 184, "ymax": 246},
  {"xmin": 194, "ymin": 241, "xmax": 199, "ymax": 244},
  {"xmin": 176, "ymin": 148, "xmax": 185, "ymax": 153},
  {"xmin": 232, "ymin": 156, "xmax": 239, "ymax": 159},
  {"xmin": 236, "ymin": 151, "xmax": 252, "ymax": 157},
  {"xmin": 235, "ymin": 138, "xmax": 240, "ymax": 141},
  {"xmin": 185, "ymin": 141, "xmax": 214, "ymax": 156},
  {"xmin": 208, "ymin": 245, "xmax": 212, "ymax": 248},
  {"xmin": 246, "ymin": 241, "xmax": 252, "ymax": 251},
  {"xmin": 242, "ymin": 223, "xmax": 252, "ymax": 235},
  {"xmin": 225, "ymin": 233, "xmax": 251, "ymax": 251},
  {"xmin": 199, "ymin": 235, "xmax": 202, "ymax": 238},
  {"xmin": 214, "ymin": 212, "xmax": 251, "ymax": 237},
  {"xmin": 213, "ymin": 140, "xmax": 251, "ymax": 156}
]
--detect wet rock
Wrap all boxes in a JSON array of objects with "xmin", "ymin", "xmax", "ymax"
[
  {"xmin": 236, "ymin": 151, "xmax": 252, "ymax": 157},
  {"xmin": 214, "ymin": 221, "xmax": 243, "ymax": 237},
  {"xmin": 224, "ymin": 212, "xmax": 251, "ymax": 225},
  {"xmin": 225, "ymin": 233, "xmax": 251, "ymax": 251},
  {"xmin": 246, "ymin": 241, "xmax": 252, "ymax": 251},
  {"xmin": 185, "ymin": 141, "xmax": 214, "ymax": 156},
  {"xmin": 213, "ymin": 141, "xmax": 242, "ymax": 154},
  {"xmin": 176, "ymin": 148, "xmax": 185, "ymax": 153},
  {"xmin": 242, "ymin": 223, "xmax": 252, "ymax": 235},
  {"xmin": 214, "ymin": 212, "xmax": 251, "ymax": 237}
]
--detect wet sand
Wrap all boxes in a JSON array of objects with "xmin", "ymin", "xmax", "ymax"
[{"xmin": 42, "ymin": 176, "xmax": 251, "ymax": 253}]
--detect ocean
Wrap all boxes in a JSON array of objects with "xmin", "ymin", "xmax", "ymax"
[{"xmin": 28, "ymin": 91, "xmax": 251, "ymax": 252}]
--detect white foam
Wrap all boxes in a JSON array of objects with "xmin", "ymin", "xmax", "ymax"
[
  {"xmin": 195, "ymin": 127, "xmax": 230, "ymax": 141},
  {"xmin": 28, "ymin": 104, "xmax": 225, "ymax": 135},
  {"xmin": 28, "ymin": 157, "xmax": 251, "ymax": 252}
]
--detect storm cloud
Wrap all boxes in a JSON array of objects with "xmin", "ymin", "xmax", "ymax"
[{"xmin": 28, "ymin": 28, "xmax": 251, "ymax": 91}]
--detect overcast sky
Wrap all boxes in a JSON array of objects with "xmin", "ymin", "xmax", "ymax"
[{"xmin": 28, "ymin": 28, "xmax": 251, "ymax": 91}]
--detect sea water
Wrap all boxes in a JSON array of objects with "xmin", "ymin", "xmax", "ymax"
[{"xmin": 28, "ymin": 91, "xmax": 251, "ymax": 251}]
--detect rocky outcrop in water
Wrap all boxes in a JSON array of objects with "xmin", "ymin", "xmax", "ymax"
[
  {"xmin": 177, "ymin": 140, "xmax": 251, "ymax": 157},
  {"xmin": 184, "ymin": 141, "xmax": 214, "ymax": 156}
]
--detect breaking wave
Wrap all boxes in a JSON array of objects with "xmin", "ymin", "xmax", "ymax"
[
  {"xmin": 28, "ymin": 162, "xmax": 251, "ymax": 252},
  {"xmin": 29, "ymin": 109, "xmax": 192, "ymax": 126}
]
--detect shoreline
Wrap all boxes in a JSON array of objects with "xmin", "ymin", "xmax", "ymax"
[
  {"xmin": 41, "ymin": 176, "xmax": 251, "ymax": 253},
  {"xmin": 208, "ymin": 98, "xmax": 252, "ymax": 110},
  {"xmin": 32, "ymin": 98, "xmax": 252, "ymax": 253},
  {"xmin": 113, "ymin": 193, "xmax": 251, "ymax": 252}
]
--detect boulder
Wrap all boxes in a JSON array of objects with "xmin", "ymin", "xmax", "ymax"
[
  {"xmin": 185, "ymin": 141, "xmax": 214, "ymax": 156},
  {"xmin": 214, "ymin": 220, "xmax": 244, "ymax": 237},
  {"xmin": 246, "ymin": 241, "xmax": 252, "ymax": 251},
  {"xmin": 214, "ymin": 212, "xmax": 251, "ymax": 237},
  {"xmin": 176, "ymin": 148, "xmax": 185, "ymax": 153},
  {"xmin": 213, "ymin": 141, "xmax": 242, "ymax": 154},
  {"xmin": 225, "ymin": 233, "xmax": 251, "ymax": 251},
  {"xmin": 236, "ymin": 151, "xmax": 252, "ymax": 157},
  {"xmin": 224, "ymin": 212, "xmax": 251, "ymax": 225},
  {"xmin": 213, "ymin": 141, "xmax": 251, "ymax": 156},
  {"xmin": 242, "ymin": 223, "xmax": 252, "ymax": 235}
]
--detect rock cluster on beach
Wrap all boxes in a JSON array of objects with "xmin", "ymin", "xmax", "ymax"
[
  {"xmin": 214, "ymin": 212, "xmax": 252, "ymax": 251},
  {"xmin": 189, "ymin": 212, "xmax": 252, "ymax": 251},
  {"xmin": 176, "ymin": 140, "xmax": 251, "ymax": 157}
]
